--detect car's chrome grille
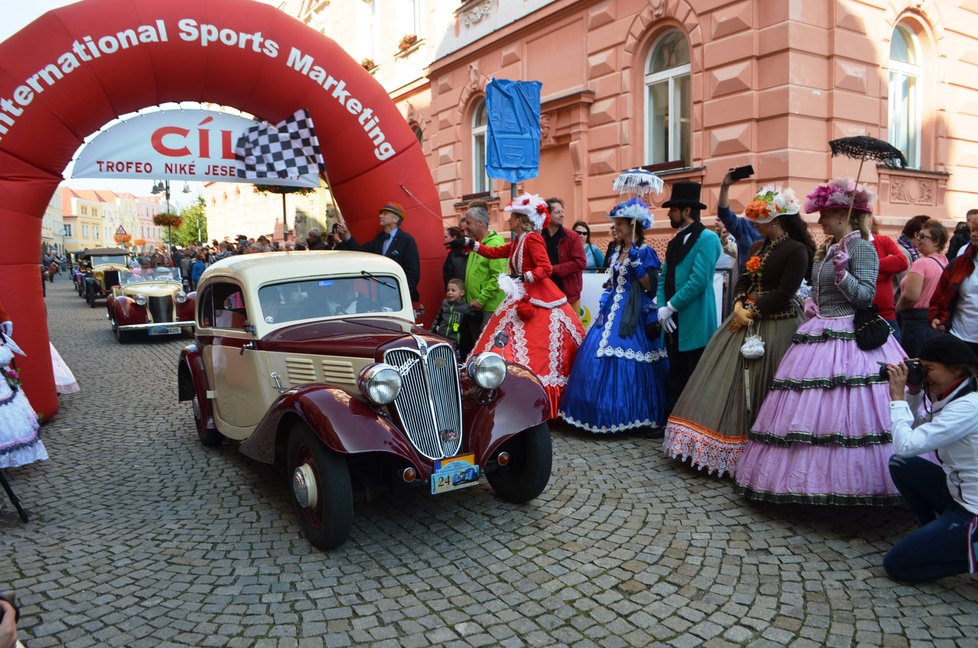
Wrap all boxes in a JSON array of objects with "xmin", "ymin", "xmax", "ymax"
[
  {"xmin": 285, "ymin": 358, "xmax": 317, "ymax": 386},
  {"xmin": 384, "ymin": 342, "xmax": 462, "ymax": 460},
  {"xmin": 148, "ymin": 296, "xmax": 173, "ymax": 323}
]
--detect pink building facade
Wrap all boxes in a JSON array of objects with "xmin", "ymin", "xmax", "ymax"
[{"xmin": 416, "ymin": 0, "xmax": 977, "ymax": 241}]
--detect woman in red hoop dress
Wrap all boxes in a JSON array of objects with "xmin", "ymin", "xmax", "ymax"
[{"xmin": 468, "ymin": 193, "xmax": 585, "ymax": 418}]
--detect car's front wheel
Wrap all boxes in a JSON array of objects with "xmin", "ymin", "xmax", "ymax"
[
  {"xmin": 287, "ymin": 422, "xmax": 353, "ymax": 550},
  {"xmin": 193, "ymin": 395, "xmax": 222, "ymax": 447},
  {"xmin": 111, "ymin": 318, "xmax": 133, "ymax": 344},
  {"xmin": 486, "ymin": 422, "xmax": 552, "ymax": 504}
]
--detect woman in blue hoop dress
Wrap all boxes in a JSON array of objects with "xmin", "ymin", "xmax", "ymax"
[{"xmin": 559, "ymin": 198, "xmax": 669, "ymax": 433}]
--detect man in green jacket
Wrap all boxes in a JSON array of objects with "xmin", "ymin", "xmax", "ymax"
[{"xmin": 462, "ymin": 201, "xmax": 507, "ymax": 353}]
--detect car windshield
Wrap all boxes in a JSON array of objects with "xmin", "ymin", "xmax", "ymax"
[
  {"xmin": 89, "ymin": 255, "xmax": 131, "ymax": 266},
  {"xmin": 120, "ymin": 268, "xmax": 179, "ymax": 285},
  {"xmin": 258, "ymin": 275, "xmax": 403, "ymax": 324}
]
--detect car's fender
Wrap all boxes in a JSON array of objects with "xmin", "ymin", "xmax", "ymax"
[
  {"xmin": 239, "ymin": 385, "xmax": 428, "ymax": 468},
  {"xmin": 110, "ymin": 296, "xmax": 147, "ymax": 326},
  {"xmin": 462, "ymin": 364, "xmax": 550, "ymax": 464},
  {"xmin": 176, "ymin": 292, "xmax": 196, "ymax": 323},
  {"xmin": 177, "ymin": 344, "xmax": 216, "ymax": 429}
]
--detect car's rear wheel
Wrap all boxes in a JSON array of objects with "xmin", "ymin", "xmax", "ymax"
[
  {"xmin": 287, "ymin": 422, "xmax": 353, "ymax": 550},
  {"xmin": 486, "ymin": 422, "xmax": 552, "ymax": 503},
  {"xmin": 193, "ymin": 395, "xmax": 222, "ymax": 447}
]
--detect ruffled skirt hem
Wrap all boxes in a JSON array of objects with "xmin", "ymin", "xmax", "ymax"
[{"xmin": 663, "ymin": 418, "xmax": 745, "ymax": 478}]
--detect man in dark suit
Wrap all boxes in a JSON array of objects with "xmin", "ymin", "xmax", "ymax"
[{"xmin": 333, "ymin": 201, "xmax": 421, "ymax": 300}]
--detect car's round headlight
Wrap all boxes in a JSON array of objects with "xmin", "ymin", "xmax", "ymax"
[
  {"xmin": 358, "ymin": 363, "xmax": 402, "ymax": 405},
  {"xmin": 175, "ymin": 291, "xmax": 188, "ymax": 304},
  {"xmin": 466, "ymin": 352, "xmax": 507, "ymax": 389},
  {"xmin": 134, "ymin": 293, "xmax": 147, "ymax": 306}
]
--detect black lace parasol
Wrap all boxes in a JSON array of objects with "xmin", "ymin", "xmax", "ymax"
[
  {"xmin": 829, "ymin": 135, "xmax": 907, "ymax": 168},
  {"xmin": 828, "ymin": 135, "xmax": 906, "ymax": 220}
]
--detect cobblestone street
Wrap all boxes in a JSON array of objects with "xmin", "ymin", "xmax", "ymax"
[{"xmin": 2, "ymin": 278, "xmax": 977, "ymax": 647}]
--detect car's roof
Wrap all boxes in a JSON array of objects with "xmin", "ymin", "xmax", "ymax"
[{"xmin": 202, "ymin": 251, "xmax": 407, "ymax": 286}]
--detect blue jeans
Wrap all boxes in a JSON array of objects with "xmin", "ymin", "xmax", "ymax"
[{"xmin": 884, "ymin": 455, "xmax": 977, "ymax": 583}]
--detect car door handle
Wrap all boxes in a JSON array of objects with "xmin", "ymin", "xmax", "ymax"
[{"xmin": 240, "ymin": 341, "xmax": 256, "ymax": 355}]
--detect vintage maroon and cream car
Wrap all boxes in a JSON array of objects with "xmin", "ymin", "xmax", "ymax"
[
  {"xmin": 178, "ymin": 251, "xmax": 552, "ymax": 550},
  {"xmin": 106, "ymin": 268, "xmax": 195, "ymax": 343}
]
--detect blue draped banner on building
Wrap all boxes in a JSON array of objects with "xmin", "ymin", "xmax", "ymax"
[{"xmin": 485, "ymin": 79, "xmax": 542, "ymax": 183}]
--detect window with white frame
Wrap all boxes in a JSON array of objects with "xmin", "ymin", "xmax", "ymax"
[
  {"xmin": 64, "ymin": 224, "xmax": 72, "ymax": 237},
  {"xmin": 472, "ymin": 100, "xmax": 490, "ymax": 194},
  {"xmin": 645, "ymin": 30, "xmax": 691, "ymax": 166},
  {"xmin": 889, "ymin": 24, "xmax": 921, "ymax": 168},
  {"xmin": 82, "ymin": 225, "xmax": 89, "ymax": 238},
  {"xmin": 407, "ymin": 0, "xmax": 422, "ymax": 37}
]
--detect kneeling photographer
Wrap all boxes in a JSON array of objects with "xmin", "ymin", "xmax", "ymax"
[{"xmin": 883, "ymin": 334, "xmax": 978, "ymax": 583}]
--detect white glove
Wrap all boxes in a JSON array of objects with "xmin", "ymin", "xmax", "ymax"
[
  {"xmin": 656, "ymin": 303, "xmax": 675, "ymax": 323},
  {"xmin": 0, "ymin": 321, "xmax": 11, "ymax": 337},
  {"xmin": 661, "ymin": 316, "xmax": 677, "ymax": 333}
]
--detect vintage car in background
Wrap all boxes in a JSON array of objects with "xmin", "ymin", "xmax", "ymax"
[
  {"xmin": 178, "ymin": 251, "xmax": 552, "ymax": 550},
  {"xmin": 78, "ymin": 247, "xmax": 133, "ymax": 307},
  {"xmin": 106, "ymin": 267, "xmax": 195, "ymax": 343}
]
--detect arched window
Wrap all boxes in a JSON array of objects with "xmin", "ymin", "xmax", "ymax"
[
  {"xmin": 645, "ymin": 30, "xmax": 691, "ymax": 166},
  {"xmin": 471, "ymin": 100, "xmax": 489, "ymax": 194},
  {"xmin": 889, "ymin": 24, "xmax": 922, "ymax": 168}
]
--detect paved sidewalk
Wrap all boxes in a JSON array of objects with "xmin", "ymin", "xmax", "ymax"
[{"xmin": 2, "ymin": 279, "xmax": 977, "ymax": 647}]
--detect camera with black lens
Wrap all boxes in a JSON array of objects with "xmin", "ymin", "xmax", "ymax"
[{"xmin": 879, "ymin": 358, "xmax": 925, "ymax": 387}]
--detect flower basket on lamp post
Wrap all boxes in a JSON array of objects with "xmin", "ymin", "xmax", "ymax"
[
  {"xmin": 361, "ymin": 57, "xmax": 376, "ymax": 71},
  {"xmin": 153, "ymin": 212, "xmax": 183, "ymax": 246}
]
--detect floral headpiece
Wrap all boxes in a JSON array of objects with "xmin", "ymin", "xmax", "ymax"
[
  {"xmin": 608, "ymin": 197, "xmax": 654, "ymax": 230},
  {"xmin": 744, "ymin": 185, "xmax": 800, "ymax": 224},
  {"xmin": 803, "ymin": 178, "xmax": 875, "ymax": 214},
  {"xmin": 504, "ymin": 193, "xmax": 550, "ymax": 231}
]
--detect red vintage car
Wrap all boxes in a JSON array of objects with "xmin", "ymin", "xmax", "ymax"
[
  {"xmin": 178, "ymin": 251, "xmax": 552, "ymax": 550},
  {"xmin": 106, "ymin": 267, "xmax": 195, "ymax": 343}
]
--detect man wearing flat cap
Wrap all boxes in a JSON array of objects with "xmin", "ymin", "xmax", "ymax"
[
  {"xmin": 334, "ymin": 201, "xmax": 421, "ymax": 300},
  {"xmin": 656, "ymin": 180, "xmax": 722, "ymax": 415}
]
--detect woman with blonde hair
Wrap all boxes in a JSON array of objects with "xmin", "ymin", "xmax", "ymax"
[{"xmin": 467, "ymin": 193, "xmax": 586, "ymax": 418}]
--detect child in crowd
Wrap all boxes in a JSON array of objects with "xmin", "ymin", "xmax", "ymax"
[{"xmin": 432, "ymin": 279, "xmax": 471, "ymax": 356}]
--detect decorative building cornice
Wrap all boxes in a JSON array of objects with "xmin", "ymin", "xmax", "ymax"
[{"xmin": 458, "ymin": 0, "xmax": 494, "ymax": 29}]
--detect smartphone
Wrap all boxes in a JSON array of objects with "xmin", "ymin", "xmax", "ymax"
[{"xmin": 730, "ymin": 164, "xmax": 754, "ymax": 181}]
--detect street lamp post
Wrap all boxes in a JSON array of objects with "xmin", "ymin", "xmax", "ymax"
[
  {"xmin": 151, "ymin": 180, "xmax": 172, "ymax": 245},
  {"xmin": 151, "ymin": 181, "xmax": 191, "ymax": 246}
]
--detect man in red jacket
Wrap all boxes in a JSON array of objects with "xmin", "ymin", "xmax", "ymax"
[{"xmin": 543, "ymin": 197, "xmax": 586, "ymax": 317}]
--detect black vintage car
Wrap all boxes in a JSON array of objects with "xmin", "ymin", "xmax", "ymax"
[{"xmin": 77, "ymin": 247, "xmax": 133, "ymax": 308}]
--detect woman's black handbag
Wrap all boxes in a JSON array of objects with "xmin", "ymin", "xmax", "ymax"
[{"xmin": 853, "ymin": 305, "xmax": 890, "ymax": 350}]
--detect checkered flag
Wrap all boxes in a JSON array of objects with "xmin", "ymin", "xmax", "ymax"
[{"xmin": 235, "ymin": 109, "xmax": 325, "ymax": 182}]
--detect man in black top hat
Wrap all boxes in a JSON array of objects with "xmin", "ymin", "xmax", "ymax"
[{"xmin": 655, "ymin": 180, "xmax": 723, "ymax": 416}]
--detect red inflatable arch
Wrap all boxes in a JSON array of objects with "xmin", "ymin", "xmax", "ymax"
[{"xmin": 0, "ymin": 0, "xmax": 443, "ymax": 420}]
